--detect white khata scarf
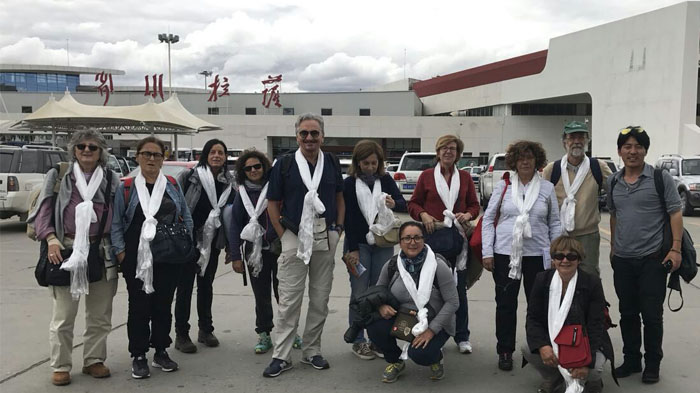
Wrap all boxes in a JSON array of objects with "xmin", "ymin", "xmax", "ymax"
[
  {"xmin": 433, "ymin": 163, "xmax": 469, "ymax": 270},
  {"xmin": 195, "ymin": 165, "xmax": 233, "ymax": 276},
  {"xmin": 559, "ymin": 156, "xmax": 590, "ymax": 234},
  {"xmin": 355, "ymin": 178, "xmax": 396, "ymax": 245},
  {"xmin": 295, "ymin": 149, "xmax": 325, "ymax": 264},
  {"xmin": 548, "ymin": 271, "xmax": 583, "ymax": 393},
  {"xmin": 396, "ymin": 245, "xmax": 438, "ymax": 359},
  {"xmin": 134, "ymin": 171, "xmax": 167, "ymax": 294},
  {"xmin": 61, "ymin": 162, "xmax": 104, "ymax": 300},
  {"xmin": 508, "ymin": 172, "xmax": 541, "ymax": 279},
  {"xmin": 239, "ymin": 182, "xmax": 269, "ymax": 277}
]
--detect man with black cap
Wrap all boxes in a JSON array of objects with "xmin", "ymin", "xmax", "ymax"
[
  {"xmin": 543, "ymin": 121, "xmax": 612, "ymax": 277},
  {"xmin": 607, "ymin": 126, "xmax": 683, "ymax": 384}
]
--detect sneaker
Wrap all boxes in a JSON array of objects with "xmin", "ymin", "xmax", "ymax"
[
  {"xmin": 429, "ymin": 361, "xmax": 445, "ymax": 381},
  {"xmin": 382, "ymin": 361, "xmax": 405, "ymax": 383},
  {"xmin": 615, "ymin": 360, "xmax": 642, "ymax": 378},
  {"xmin": 292, "ymin": 334, "xmax": 302, "ymax": 349},
  {"xmin": 263, "ymin": 358, "xmax": 293, "ymax": 378},
  {"xmin": 642, "ymin": 365, "xmax": 660, "ymax": 384},
  {"xmin": 198, "ymin": 330, "xmax": 220, "ymax": 347},
  {"xmin": 458, "ymin": 341, "xmax": 473, "ymax": 354},
  {"xmin": 175, "ymin": 333, "xmax": 197, "ymax": 353},
  {"xmin": 300, "ymin": 355, "xmax": 330, "ymax": 370},
  {"xmin": 152, "ymin": 350, "xmax": 178, "ymax": 372},
  {"xmin": 352, "ymin": 342, "xmax": 376, "ymax": 360},
  {"xmin": 255, "ymin": 332, "xmax": 273, "ymax": 354},
  {"xmin": 131, "ymin": 356, "xmax": 150, "ymax": 379},
  {"xmin": 498, "ymin": 352, "xmax": 513, "ymax": 371},
  {"xmin": 370, "ymin": 342, "xmax": 384, "ymax": 358}
]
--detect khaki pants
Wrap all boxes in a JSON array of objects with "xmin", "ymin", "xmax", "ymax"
[
  {"xmin": 575, "ymin": 231, "xmax": 600, "ymax": 278},
  {"xmin": 49, "ymin": 271, "xmax": 118, "ymax": 372},
  {"xmin": 272, "ymin": 229, "xmax": 339, "ymax": 362}
]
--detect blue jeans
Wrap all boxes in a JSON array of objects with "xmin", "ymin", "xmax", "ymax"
[
  {"xmin": 345, "ymin": 242, "xmax": 395, "ymax": 343},
  {"xmin": 367, "ymin": 317, "xmax": 450, "ymax": 365}
]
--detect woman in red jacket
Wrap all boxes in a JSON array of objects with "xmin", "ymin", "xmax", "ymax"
[{"xmin": 407, "ymin": 134, "xmax": 480, "ymax": 355}]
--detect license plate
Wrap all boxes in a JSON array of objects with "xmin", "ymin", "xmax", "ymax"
[{"xmin": 403, "ymin": 183, "xmax": 416, "ymax": 190}]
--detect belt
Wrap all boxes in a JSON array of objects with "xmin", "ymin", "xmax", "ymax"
[{"xmin": 64, "ymin": 234, "xmax": 106, "ymax": 243}]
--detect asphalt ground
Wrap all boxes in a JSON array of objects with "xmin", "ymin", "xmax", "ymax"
[{"xmin": 1, "ymin": 212, "xmax": 699, "ymax": 393}]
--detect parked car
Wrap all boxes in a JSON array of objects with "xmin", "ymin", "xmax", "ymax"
[
  {"xmin": 479, "ymin": 153, "xmax": 508, "ymax": 207},
  {"xmin": 0, "ymin": 146, "xmax": 68, "ymax": 221},
  {"xmin": 107, "ymin": 154, "xmax": 131, "ymax": 178},
  {"xmin": 461, "ymin": 166, "xmax": 483, "ymax": 194},
  {"xmin": 123, "ymin": 160, "xmax": 198, "ymax": 181},
  {"xmin": 655, "ymin": 154, "xmax": 700, "ymax": 216},
  {"xmin": 385, "ymin": 163, "xmax": 398, "ymax": 177},
  {"xmin": 393, "ymin": 152, "xmax": 437, "ymax": 195},
  {"xmin": 339, "ymin": 158, "xmax": 352, "ymax": 179}
]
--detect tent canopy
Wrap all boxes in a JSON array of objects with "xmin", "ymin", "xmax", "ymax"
[{"xmin": 10, "ymin": 92, "xmax": 220, "ymax": 135}]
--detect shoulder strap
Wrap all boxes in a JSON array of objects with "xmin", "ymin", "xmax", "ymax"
[
  {"xmin": 52, "ymin": 162, "xmax": 70, "ymax": 194},
  {"xmin": 550, "ymin": 160, "xmax": 562, "ymax": 186},
  {"xmin": 653, "ymin": 168, "xmax": 666, "ymax": 208},
  {"xmin": 182, "ymin": 168, "xmax": 194, "ymax": 194},
  {"xmin": 165, "ymin": 175, "xmax": 178, "ymax": 189},
  {"xmin": 590, "ymin": 158, "xmax": 603, "ymax": 187},
  {"xmin": 123, "ymin": 177, "xmax": 134, "ymax": 202},
  {"xmin": 281, "ymin": 154, "xmax": 295, "ymax": 178},
  {"xmin": 494, "ymin": 174, "xmax": 510, "ymax": 226},
  {"xmin": 609, "ymin": 175, "xmax": 618, "ymax": 210}
]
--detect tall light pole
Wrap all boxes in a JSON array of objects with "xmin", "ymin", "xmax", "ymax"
[
  {"xmin": 199, "ymin": 70, "xmax": 212, "ymax": 91},
  {"xmin": 158, "ymin": 33, "xmax": 179, "ymax": 97}
]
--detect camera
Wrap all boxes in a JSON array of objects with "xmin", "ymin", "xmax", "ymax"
[{"xmin": 663, "ymin": 260, "xmax": 673, "ymax": 272}]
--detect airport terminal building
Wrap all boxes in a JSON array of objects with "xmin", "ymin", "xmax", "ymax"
[{"xmin": 1, "ymin": 1, "xmax": 698, "ymax": 164}]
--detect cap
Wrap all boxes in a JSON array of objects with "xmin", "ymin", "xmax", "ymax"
[{"xmin": 563, "ymin": 121, "xmax": 589, "ymax": 134}]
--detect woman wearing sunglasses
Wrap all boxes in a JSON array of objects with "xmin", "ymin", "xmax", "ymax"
[
  {"xmin": 111, "ymin": 136, "xmax": 193, "ymax": 379},
  {"xmin": 229, "ymin": 149, "xmax": 300, "ymax": 354},
  {"xmin": 28, "ymin": 129, "xmax": 119, "ymax": 386},
  {"xmin": 522, "ymin": 235, "xmax": 614, "ymax": 393},
  {"xmin": 174, "ymin": 139, "xmax": 236, "ymax": 353}
]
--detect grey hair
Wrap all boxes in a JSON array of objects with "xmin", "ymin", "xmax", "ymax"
[
  {"xmin": 68, "ymin": 129, "xmax": 110, "ymax": 165},
  {"xmin": 295, "ymin": 113, "xmax": 324, "ymax": 135}
]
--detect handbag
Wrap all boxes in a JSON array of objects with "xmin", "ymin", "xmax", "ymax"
[
  {"xmin": 554, "ymin": 324, "xmax": 592, "ymax": 369},
  {"xmin": 151, "ymin": 221, "xmax": 198, "ymax": 264},
  {"xmin": 373, "ymin": 223, "xmax": 400, "ymax": 247},
  {"xmin": 425, "ymin": 225, "xmax": 463, "ymax": 260},
  {"xmin": 469, "ymin": 172, "xmax": 510, "ymax": 263},
  {"xmin": 390, "ymin": 307, "xmax": 418, "ymax": 342}
]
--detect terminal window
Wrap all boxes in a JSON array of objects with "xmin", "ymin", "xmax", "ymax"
[
  {"xmin": 245, "ymin": 107, "xmax": 257, "ymax": 115},
  {"xmin": 208, "ymin": 107, "xmax": 219, "ymax": 115},
  {"xmin": 283, "ymin": 108, "xmax": 295, "ymax": 115},
  {"xmin": 321, "ymin": 108, "xmax": 332, "ymax": 116},
  {"xmin": 359, "ymin": 108, "xmax": 371, "ymax": 116},
  {"xmin": 21, "ymin": 106, "xmax": 32, "ymax": 113}
]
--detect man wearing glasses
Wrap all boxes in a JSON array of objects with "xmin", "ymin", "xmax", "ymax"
[
  {"xmin": 263, "ymin": 113, "xmax": 345, "ymax": 377},
  {"xmin": 607, "ymin": 126, "xmax": 682, "ymax": 384},
  {"xmin": 542, "ymin": 121, "xmax": 612, "ymax": 277}
]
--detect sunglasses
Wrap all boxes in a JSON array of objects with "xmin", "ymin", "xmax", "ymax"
[
  {"xmin": 243, "ymin": 163, "xmax": 263, "ymax": 172},
  {"xmin": 400, "ymin": 235, "xmax": 424, "ymax": 243},
  {"xmin": 298, "ymin": 130, "xmax": 321, "ymax": 139},
  {"xmin": 552, "ymin": 253, "xmax": 580, "ymax": 261},
  {"xmin": 619, "ymin": 126, "xmax": 645, "ymax": 135},
  {"xmin": 76, "ymin": 144, "xmax": 100, "ymax": 152},
  {"xmin": 138, "ymin": 151, "xmax": 164, "ymax": 160}
]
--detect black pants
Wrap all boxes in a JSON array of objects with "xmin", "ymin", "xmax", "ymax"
[
  {"xmin": 442, "ymin": 255, "xmax": 470, "ymax": 344},
  {"xmin": 367, "ymin": 317, "xmax": 450, "ymax": 365},
  {"xmin": 248, "ymin": 250, "xmax": 279, "ymax": 334},
  {"xmin": 175, "ymin": 247, "xmax": 220, "ymax": 335},
  {"xmin": 612, "ymin": 253, "xmax": 667, "ymax": 366},
  {"xmin": 492, "ymin": 253, "xmax": 544, "ymax": 354},
  {"xmin": 122, "ymin": 259, "xmax": 184, "ymax": 357}
]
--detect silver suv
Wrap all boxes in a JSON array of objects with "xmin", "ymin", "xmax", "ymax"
[
  {"xmin": 479, "ymin": 153, "xmax": 508, "ymax": 207},
  {"xmin": 655, "ymin": 154, "xmax": 700, "ymax": 216}
]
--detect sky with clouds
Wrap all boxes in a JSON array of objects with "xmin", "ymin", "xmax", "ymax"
[{"xmin": 0, "ymin": 0, "xmax": 683, "ymax": 92}]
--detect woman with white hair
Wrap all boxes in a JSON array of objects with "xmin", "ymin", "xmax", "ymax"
[{"xmin": 28, "ymin": 129, "xmax": 119, "ymax": 386}]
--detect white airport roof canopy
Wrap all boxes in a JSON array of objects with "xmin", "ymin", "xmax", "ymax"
[{"xmin": 10, "ymin": 92, "xmax": 221, "ymax": 135}]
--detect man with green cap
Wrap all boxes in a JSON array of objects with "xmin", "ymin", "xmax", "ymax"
[{"xmin": 542, "ymin": 121, "xmax": 612, "ymax": 277}]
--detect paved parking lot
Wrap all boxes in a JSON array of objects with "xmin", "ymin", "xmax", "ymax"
[{"xmin": 1, "ymin": 213, "xmax": 699, "ymax": 392}]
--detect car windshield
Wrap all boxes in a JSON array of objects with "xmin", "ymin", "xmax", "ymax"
[
  {"xmin": 0, "ymin": 151, "xmax": 14, "ymax": 172},
  {"xmin": 682, "ymin": 159, "xmax": 700, "ymax": 175},
  {"xmin": 493, "ymin": 156, "xmax": 507, "ymax": 170},
  {"xmin": 402, "ymin": 155, "xmax": 435, "ymax": 171}
]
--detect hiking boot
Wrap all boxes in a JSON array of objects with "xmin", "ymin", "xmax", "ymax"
[
  {"xmin": 175, "ymin": 333, "xmax": 197, "ymax": 353},
  {"xmin": 292, "ymin": 334, "xmax": 303, "ymax": 349},
  {"xmin": 51, "ymin": 371, "xmax": 71, "ymax": 386},
  {"xmin": 498, "ymin": 352, "xmax": 513, "ymax": 371},
  {"xmin": 615, "ymin": 360, "xmax": 642, "ymax": 378},
  {"xmin": 82, "ymin": 362, "xmax": 111, "ymax": 378},
  {"xmin": 152, "ymin": 350, "xmax": 178, "ymax": 372},
  {"xmin": 370, "ymin": 342, "xmax": 384, "ymax": 358},
  {"xmin": 255, "ymin": 332, "xmax": 273, "ymax": 354},
  {"xmin": 131, "ymin": 356, "xmax": 150, "ymax": 379},
  {"xmin": 458, "ymin": 341, "xmax": 473, "ymax": 354},
  {"xmin": 642, "ymin": 365, "xmax": 660, "ymax": 384},
  {"xmin": 263, "ymin": 358, "xmax": 293, "ymax": 378},
  {"xmin": 382, "ymin": 361, "xmax": 405, "ymax": 383},
  {"xmin": 429, "ymin": 361, "xmax": 445, "ymax": 381},
  {"xmin": 300, "ymin": 355, "xmax": 330, "ymax": 370},
  {"xmin": 352, "ymin": 342, "xmax": 376, "ymax": 360},
  {"xmin": 198, "ymin": 330, "xmax": 220, "ymax": 347}
]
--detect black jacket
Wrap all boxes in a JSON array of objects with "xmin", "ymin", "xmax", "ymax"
[{"xmin": 526, "ymin": 269, "xmax": 615, "ymax": 369}]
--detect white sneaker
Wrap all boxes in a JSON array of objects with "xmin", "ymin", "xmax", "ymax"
[{"xmin": 458, "ymin": 341, "xmax": 473, "ymax": 354}]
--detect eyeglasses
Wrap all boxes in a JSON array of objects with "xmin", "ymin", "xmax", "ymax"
[
  {"xmin": 400, "ymin": 235, "xmax": 424, "ymax": 243},
  {"xmin": 552, "ymin": 253, "xmax": 580, "ymax": 261},
  {"xmin": 138, "ymin": 151, "xmax": 164, "ymax": 160},
  {"xmin": 243, "ymin": 163, "xmax": 263, "ymax": 172},
  {"xmin": 619, "ymin": 126, "xmax": 645, "ymax": 135},
  {"xmin": 76, "ymin": 144, "xmax": 100, "ymax": 152},
  {"xmin": 298, "ymin": 130, "xmax": 321, "ymax": 139},
  {"xmin": 441, "ymin": 146, "xmax": 458, "ymax": 152}
]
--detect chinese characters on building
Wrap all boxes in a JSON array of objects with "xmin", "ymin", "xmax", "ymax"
[
  {"xmin": 145, "ymin": 74, "xmax": 164, "ymax": 101},
  {"xmin": 94, "ymin": 72, "xmax": 113, "ymax": 106},
  {"xmin": 207, "ymin": 74, "xmax": 230, "ymax": 102},
  {"xmin": 261, "ymin": 74, "xmax": 282, "ymax": 108}
]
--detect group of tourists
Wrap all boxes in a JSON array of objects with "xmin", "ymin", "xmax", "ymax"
[{"xmin": 28, "ymin": 114, "xmax": 686, "ymax": 393}]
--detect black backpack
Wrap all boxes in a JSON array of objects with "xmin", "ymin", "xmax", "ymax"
[{"xmin": 550, "ymin": 158, "xmax": 603, "ymax": 188}]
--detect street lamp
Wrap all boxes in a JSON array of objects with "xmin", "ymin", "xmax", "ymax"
[
  {"xmin": 199, "ymin": 70, "xmax": 212, "ymax": 91},
  {"xmin": 158, "ymin": 33, "xmax": 179, "ymax": 97}
]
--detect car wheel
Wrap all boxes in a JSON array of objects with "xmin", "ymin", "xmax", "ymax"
[
  {"xmin": 18, "ymin": 212, "xmax": 28, "ymax": 222},
  {"xmin": 681, "ymin": 191, "xmax": 694, "ymax": 216}
]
